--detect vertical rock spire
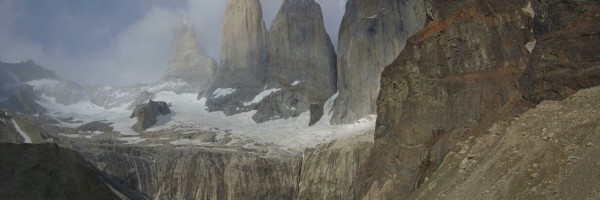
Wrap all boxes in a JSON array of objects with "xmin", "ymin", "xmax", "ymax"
[
  {"xmin": 251, "ymin": 0, "xmax": 337, "ymax": 123},
  {"xmin": 330, "ymin": 0, "xmax": 426, "ymax": 124},
  {"xmin": 206, "ymin": 0, "xmax": 269, "ymax": 115},
  {"xmin": 163, "ymin": 17, "xmax": 217, "ymax": 95}
]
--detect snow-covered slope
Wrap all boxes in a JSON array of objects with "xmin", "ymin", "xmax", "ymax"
[{"xmin": 37, "ymin": 90, "xmax": 375, "ymax": 152}]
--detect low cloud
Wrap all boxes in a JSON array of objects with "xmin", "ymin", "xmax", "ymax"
[{"xmin": 0, "ymin": 0, "xmax": 346, "ymax": 86}]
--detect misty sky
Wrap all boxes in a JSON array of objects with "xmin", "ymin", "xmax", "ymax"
[{"xmin": 0, "ymin": 0, "xmax": 346, "ymax": 86}]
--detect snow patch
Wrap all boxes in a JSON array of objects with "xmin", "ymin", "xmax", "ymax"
[
  {"xmin": 58, "ymin": 133, "xmax": 82, "ymax": 138},
  {"xmin": 291, "ymin": 81, "xmax": 302, "ymax": 86},
  {"xmin": 12, "ymin": 119, "xmax": 32, "ymax": 143},
  {"xmin": 40, "ymin": 89, "xmax": 375, "ymax": 152},
  {"xmin": 526, "ymin": 29, "xmax": 537, "ymax": 53},
  {"xmin": 244, "ymin": 88, "xmax": 281, "ymax": 106},
  {"xmin": 526, "ymin": 39, "xmax": 537, "ymax": 53},
  {"xmin": 170, "ymin": 139, "xmax": 212, "ymax": 146},
  {"xmin": 522, "ymin": 1, "xmax": 535, "ymax": 19},
  {"xmin": 118, "ymin": 137, "xmax": 147, "ymax": 144},
  {"xmin": 212, "ymin": 88, "xmax": 236, "ymax": 98}
]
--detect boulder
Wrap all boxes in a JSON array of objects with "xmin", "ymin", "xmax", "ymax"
[{"xmin": 130, "ymin": 100, "xmax": 171, "ymax": 132}]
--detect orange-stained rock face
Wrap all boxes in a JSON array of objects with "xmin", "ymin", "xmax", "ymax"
[
  {"xmin": 350, "ymin": 0, "xmax": 600, "ymax": 199},
  {"xmin": 351, "ymin": 0, "xmax": 535, "ymax": 198}
]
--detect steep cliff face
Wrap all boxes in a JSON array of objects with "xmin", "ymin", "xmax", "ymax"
[
  {"xmin": 206, "ymin": 0, "xmax": 269, "ymax": 115},
  {"xmin": 80, "ymin": 145, "xmax": 300, "ymax": 200},
  {"xmin": 163, "ymin": 18, "xmax": 218, "ymax": 95},
  {"xmin": 352, "ymin": 0, "xmax": 535, "ymax": 198},
  {"xmin": 351, "ymin": 0, "xmax": 600, "ymax": 199},
  {"xmin": 330, "ymin": 0, "xmax": 426, "ymax": 124},
  {"xmin": 253, "ymin": 0, "xmax": 337, "ymax": 123},
  {"xmin": 520, "ymin": 0, "xmax": 600, "ymax": 103}
]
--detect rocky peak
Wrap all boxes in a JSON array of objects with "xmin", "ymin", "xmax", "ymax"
[
  {"xmin": 252, "ymin": 0, "xmax": 337, "ymax": 123},
  {"xmin": 205, "ymin": 0, "xmax": 269, "ymax": 115},
  {"xmin": 163, "ymin": 17, "xmax": 217, "ymax": 95},
  {"xmin": 330, "ymin": 0, "xmax": 427, "ymax": 124}
]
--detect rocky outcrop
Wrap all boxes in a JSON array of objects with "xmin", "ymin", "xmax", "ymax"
[
  {"xmin": 130, "ymin": 100, "xmax": 171, "ymax": 132},
  {"xmin": 330, "ymin": 0, "xmax": 426, "ymax": 124},
  {"xmin": 163, "ymin": 18, "xmax": 218, "ymax": 95},
  {"xmin": 254, "ymin": 0, "xmax": 337, "ymax": 122},
  {"xmin": 409, "ymin": 86, "xmax": 600, "ymax": 200},
  {"xmin": 206, "ymin": 0, "xmax": 269, "ymax": 115},
  {"xmin": 0, "ymin": 143, "xmax": 122, "ymax": 200},
  {"xmin": 520, "ymin": 0, "xmax": 600, "ymax": 103},
  {"xmin": 351, "ymin": 0, "xmax": 535, "ymax": 198}
]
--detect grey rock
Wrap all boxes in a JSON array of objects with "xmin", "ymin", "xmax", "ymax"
[
  {"xmin": 130, "ymin": 100, "xmax": 171, "ymax": 133},
  {"xmin": 252, "ymin": 89, "xmax": 309, "ymax": 123},
  {"xmin": 331, "ymin": 0, "xmax": 427, "ymax": 124},
  {"xmin": 257, "ymin": 0, "xmax": 337, "ymax": 122},
  {"xmin": 520, "ymin": 0, "xmax": 600, "ymax": 103}
]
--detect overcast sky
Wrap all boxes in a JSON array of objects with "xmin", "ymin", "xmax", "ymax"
[{"xmin": 0, "ymin": 0, "xmax": 346, "ymax": 86}]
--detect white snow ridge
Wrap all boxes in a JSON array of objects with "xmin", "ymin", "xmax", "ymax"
[
  {"xmin": 244, "ymin": 88, "xmax": 281, "ymax": 106},
  {"xmin": 212, "ymin": 88, "xmax": 236, "ymax": 98},
  {"xmin": 12, "ymin": 119, "xmax": 32, "ymax": 144}
]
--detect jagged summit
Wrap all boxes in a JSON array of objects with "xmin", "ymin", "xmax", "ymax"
[
  {"xmin": 252, "ymin": 0, "xmax": 337, "ymax": 123},
  {"xmin": 163, "ymin": 17, "xmax": 217, "ymax": 95}
]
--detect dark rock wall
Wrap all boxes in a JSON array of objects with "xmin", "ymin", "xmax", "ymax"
[
  {"xmin": 331, "ymin": 0, "xmax": 426, "ymax": 124},
  {"xmin": 520, "ymin": 0, "xmax": 600, "ymax": 103}
]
